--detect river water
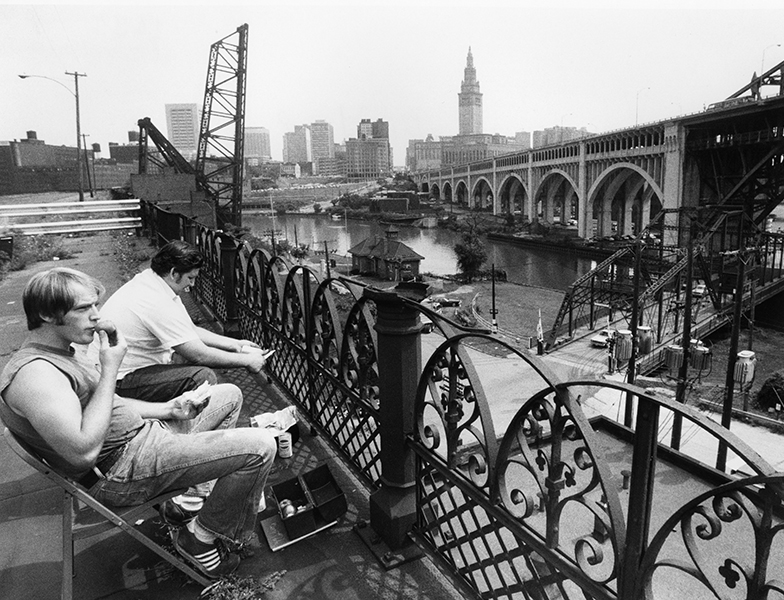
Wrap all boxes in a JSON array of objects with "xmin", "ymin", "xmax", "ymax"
[{"xmin": 244, "ymin": 212, "xmax": 596, "ymax": 291}]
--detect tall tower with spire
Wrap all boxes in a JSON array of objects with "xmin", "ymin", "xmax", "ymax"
[{"xmin": 458, "ymin": 47, "xmax": 483, "ymax": 135}]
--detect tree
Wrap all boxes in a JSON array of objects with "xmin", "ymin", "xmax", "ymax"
[
  {"xmin": 290, "ymin": 244, "xmax": 309, "ymax": 263},
  {"xmin": 454, "ymin": 227, "xmax": 487, "ymax": 283}
]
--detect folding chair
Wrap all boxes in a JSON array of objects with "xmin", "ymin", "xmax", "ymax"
[{"xmin": 3, "ymin": 428, "xmax": 212, "ymax": 599}]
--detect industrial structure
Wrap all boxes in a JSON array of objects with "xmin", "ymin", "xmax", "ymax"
[{"xmin": 137, "ymin": 24, "xmax": 248, "ymax": 228}]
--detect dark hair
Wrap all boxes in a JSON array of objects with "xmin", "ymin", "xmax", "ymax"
[
  {"xmin": 23, "ymin": 267, "xmax": 105, "ymax": 330},
  {"xmin": 150, "ymin": 241, "xmax": 204, "ymax": 276}
]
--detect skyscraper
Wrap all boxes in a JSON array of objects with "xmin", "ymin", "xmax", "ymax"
[
  {"xmin": 245, "ymin": 127, "xmax": 271, "ymax": 163},
  {"xmin": 347, "ymin": 118, "xmax": 391, "ymax": 180},
  {"xmin": 357, "ymin": 119, "xmax": 373, "ymax": 140},
  {"xmin": 458, "ymin": 48, "xmax": 482, "ymax": 135},
  {"xmin": 310, "ymin": 121, "xmax": 334, "ymax": 160},
  {"xmin": 283, "ymin": 125, "xmax": 312, "ymax": 164},
  {"xmin": 165, "ymin": 103, "xmax": 200, "ymax": 160},
  {"xmin": 310, "ymin": 120, "xmax": 334, "ymax": 175},
  {"xmin": 406, "ymin": 48, "xmax": 527, "ymax": 171}
]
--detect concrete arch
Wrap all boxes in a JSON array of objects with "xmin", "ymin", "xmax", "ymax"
[
  {"xmin": 587, "ymin": 163, "xmax": 664, "ymax": 239},
  {"xmin": 430, "ymin": 183, "xmax": 441, "ymax": 201},
  {"xmin": 455, "ymin": 180, "xmax": 469, "ymax": 207},
  {"xmin": 443, "ymin": 181, "xmax": 453, "ymax": 204},
  {"xmin": 498, "ymin": 173, "xmax": 529, "ymax": 218},
  {"xmin": 533, "ymin": 169, "xmax": 579, "ymax": 225},
  {"xmin": 420, "ymin": 181, "xmax": 429, "ymax": 194},
  {"xmin": 470, "ymin": 176, "xmax": 494, "ymax": 212}
]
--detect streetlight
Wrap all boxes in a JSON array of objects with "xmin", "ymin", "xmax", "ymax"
[
  {"xmin": 635, "ymin": 87, "xmax": 650, "ymax": 126},
  {"xmin": 761, "ymin": 43, "xmax": 781, "ymax": 75},
  {"xmin": 18, "ymin": 71, "xmax": 87, "ymax": 202}
]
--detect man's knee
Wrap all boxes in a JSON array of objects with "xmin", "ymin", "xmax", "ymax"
[
  {"xmin": 209, "ymin": 383, "xmax": 243, "ymax": 420},
  {"xmin": 193, "ymin": 366, "xmax": 218, "ymax": 387},
  {"xmin": 251, "ymin": 428, "xmax": 278, "ymax": 465}
]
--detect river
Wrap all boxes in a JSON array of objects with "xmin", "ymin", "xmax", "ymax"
[{"xmin": 243, "ymin": 212, "xmax": 596, "ymax": 291}]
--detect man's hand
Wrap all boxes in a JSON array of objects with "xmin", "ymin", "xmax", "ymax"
[
  {"xmin": 167, "ymin": 381, "xmax": 212, "ymax": 420},
  {"xmin": 168, "ymin": 391, "xmax": 211, "ymax": 420},
  {"xmin": 96, "ymin": 321, "xmax": 127, "ymax": 375},
  {"xmin": 236, "ymin": 340, "xmax": 260, "ymax": 353},
  {"xmin": 244, "ymin": 348, "xmax": 275, "ymax": 374}
]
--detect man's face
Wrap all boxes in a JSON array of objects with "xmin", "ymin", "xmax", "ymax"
[
  {"xmin": 170, "ymin": 268, "xmax": 200, "ymax": 295},
  {"xmin": 51, "ymin": 283, "xmax": 101, "ymax": 345}
]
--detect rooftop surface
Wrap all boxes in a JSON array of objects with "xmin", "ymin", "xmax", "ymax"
[{"xmin": 0, "ymin": 232, "xmax": 461, "ymax": 600}]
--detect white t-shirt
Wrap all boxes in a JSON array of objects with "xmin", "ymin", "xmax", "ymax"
[{"xmin": 90, "ymin": 268, "xmax": 200, "ymax": 379}]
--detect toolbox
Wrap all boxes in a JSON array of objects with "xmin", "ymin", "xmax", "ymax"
[{"xmin": 262, "ymin": 463, "xmax": 348, "ymax": 550}]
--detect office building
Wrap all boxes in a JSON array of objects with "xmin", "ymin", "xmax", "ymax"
[
  {"xmin": 532, "ymin": 126, "xmax": 589, "ymax": 148},
  {"xmin": 165, "ymin": 103, "xmax": 200, "ymax": 160},
  {"xmin": 458, "ymin": 47, "xmax": 482, "ymax": 135},
  {"xmin": 310, "ymin": 120, "xmax": 335, "ymax": 176},
  {"xmin": 282, "ymin": 125, "xmax": 312, "ymax": 165},
  {"xmin": 245, "ymin": 127, "xmax": 271, "ymax": 163},
  {"xmin": 346, "ymin": 119, "xmax": 392, "ymax": 180}
]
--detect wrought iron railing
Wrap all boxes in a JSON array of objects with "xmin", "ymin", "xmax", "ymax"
[{"xmin": 141, "ymin": 200, "xmax": 784, "ymax": 599}]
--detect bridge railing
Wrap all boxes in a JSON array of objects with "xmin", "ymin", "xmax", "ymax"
[{"xmin": 139, "ymin": 200, "xmax": 784, "ymax": 600}]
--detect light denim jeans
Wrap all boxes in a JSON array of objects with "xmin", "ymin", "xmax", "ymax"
[
  {"xmin": 91, "ymin": 383, "xmax": 277, "ymax": 544},
  {"xmin": 115, "ymin": 363, "xmax": 218, "ymax": 403}
]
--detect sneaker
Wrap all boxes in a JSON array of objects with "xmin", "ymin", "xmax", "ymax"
[
  {"xmin": 158, "ymin": 499, "xmax": 199, "ymax": 527},
  {"xmin": 172, "ymin": 527, "xmax": 240, "ymax": 579}
]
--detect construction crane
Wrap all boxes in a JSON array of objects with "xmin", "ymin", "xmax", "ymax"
[{"xmin": 137, "ymin": 24, "xmax": 248, "ymax": 228}]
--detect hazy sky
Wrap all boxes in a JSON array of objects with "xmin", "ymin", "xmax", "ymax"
[{"xmin": 2, "ymin": 1, "xmax": 783, "ymax": 167}]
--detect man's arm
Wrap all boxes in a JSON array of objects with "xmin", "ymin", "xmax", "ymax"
[
  {"xmin": 174, "ymin": 336, "xmax": 267, "ymax": 373},
  {"xmin": 4, "ymin": 331, "xmax": 124, "ymax": 470},
  {"xmin": 195, "ymin": 326, "xmax": 259, "ymax": 354},
  {"xmin": 115, "ymin": 392, "xmax": 207, "ymax": 421}
]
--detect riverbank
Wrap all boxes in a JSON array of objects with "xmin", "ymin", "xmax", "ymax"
[{"xmin": 487, "ymin": 231, "xmax": 618, "ymax": 260}]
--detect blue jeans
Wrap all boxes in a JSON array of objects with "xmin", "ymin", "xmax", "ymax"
[
  {"xmin": 91, "ymin": 383, "xmax": 277, "ymax": 544},
  {"xmin": 115, "ymin": 363, "xmax": 217, "ymax": 403}
]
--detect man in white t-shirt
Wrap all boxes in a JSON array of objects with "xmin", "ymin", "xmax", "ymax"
[{"xmin": 92, "ymin": 240, "xmax": 269, "ymax": 403}]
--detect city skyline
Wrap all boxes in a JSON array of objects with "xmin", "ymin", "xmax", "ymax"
[{"xmin": 3, "ymin": 2, "xmax": 783, "ymax": 169}]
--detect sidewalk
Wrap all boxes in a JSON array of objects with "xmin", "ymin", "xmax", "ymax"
[{"xmin": 0, "ymin": 233, "xmax": 460, "ymax": 600}]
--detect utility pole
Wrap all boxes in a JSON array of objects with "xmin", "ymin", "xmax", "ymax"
[
  {"xmin": 81, "ymin": 133, "xmax": 94, "ymax": 197},
  {"xmin": 490, "ymin": 264, "xmax": 498, "ymax": 334},
  {"xmin": 671, "ymin": 226, "xmax": 695, "ymax": 450},
  {"xmin": 65, "ymin": 71, "xmax": 87, "ymax": 202},
  {"xmin": 717, "ymin": 249, "xmax": 748, "ymax": 472}
]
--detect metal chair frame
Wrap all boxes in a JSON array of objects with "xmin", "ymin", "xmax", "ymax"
[{"xmin": 3, "ymin": 427, "xmax": 212, "ymax": 599}]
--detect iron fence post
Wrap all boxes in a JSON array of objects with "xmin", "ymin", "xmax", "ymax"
[
  {"xmin": 217, "ymin": 232, "xmax": 241, "ymax": 336},
  {"xmin": 364, "ymin": 283, "xmax": 425, "ymax": 549}
]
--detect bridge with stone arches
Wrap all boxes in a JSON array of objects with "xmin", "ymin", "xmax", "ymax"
[
  {"xmin": 413, "ymin": 64, "xmax": 784, "ymax": 367},
  {"xmin": 416, "ymin": 121, "xmax": 673, "ymax": 243}
]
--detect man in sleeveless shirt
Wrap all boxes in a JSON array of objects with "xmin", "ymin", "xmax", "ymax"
[{"xmin": 0, "ymin": 267, "xmax": 277, "ymax": 579}]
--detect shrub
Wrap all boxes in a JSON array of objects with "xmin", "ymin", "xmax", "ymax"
[{"xmin": 5, "ymin": 233, "xmax": 74, "ymax": 273}]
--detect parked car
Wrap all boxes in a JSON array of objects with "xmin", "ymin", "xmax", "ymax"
[
  {"xmin": 433, "ymin": 296, "xmax": 461, "ymax": 308},
  {"xmin": 693, "ymin": 283, "xmax": 707, "ymax": 297},
  {"xmin": 590, "ymin": 329, "xmax": 614, "ymax": 348}
]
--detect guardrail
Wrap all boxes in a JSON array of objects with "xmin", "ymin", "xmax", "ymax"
[{"xmin": 0, "ymin": 199, "xmax": 142, "ymax": 237}]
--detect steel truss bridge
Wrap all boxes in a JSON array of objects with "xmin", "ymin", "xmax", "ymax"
[{"xmin": 414, "ymin": 63, "xmax": 784, "ymax": 360}]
